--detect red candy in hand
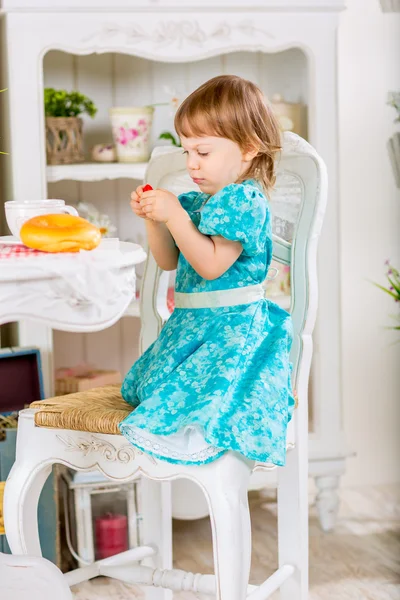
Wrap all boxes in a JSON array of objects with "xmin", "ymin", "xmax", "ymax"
[{"xmin": 143, "ymin": 184, "xmax": 153, "ymax": 192}]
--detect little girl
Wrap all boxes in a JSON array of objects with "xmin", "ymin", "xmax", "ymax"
[{"xmin": 119, "ymin": 74, "xmax": 295, "ymax": 467}]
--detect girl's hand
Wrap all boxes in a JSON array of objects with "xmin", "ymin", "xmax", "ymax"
[
  {"xmin": 139, "ymin": 188, "xmax": 182, "ymax": 223},
  {"xmin": 130, "ymin": 185, "xmax": 150, "ymax": 220}
]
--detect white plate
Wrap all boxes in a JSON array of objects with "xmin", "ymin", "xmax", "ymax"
[{"xmin": 0, "ymin": 235, "xmax": 23, "ymax": 246}]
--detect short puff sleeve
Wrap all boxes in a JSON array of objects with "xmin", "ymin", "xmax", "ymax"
[
  {"xmin": 198, "ymin": 182, "xmax": 268, "ymax": 257},
  {"xmin": 177, "ymin": 190, "xmax": 201, "ymax": 211},
  {"xmin": 173, "ymin": 191, "xmax": 202, "ymax": 248}
]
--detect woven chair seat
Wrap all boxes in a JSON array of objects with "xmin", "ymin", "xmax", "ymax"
[{"xmin": 30, "ymin": 385, "xmax": 132, "ymax": 435}]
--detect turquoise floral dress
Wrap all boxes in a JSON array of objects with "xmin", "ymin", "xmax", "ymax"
[{"xmin": 119, "ymin": 179, "xmax": 295, "ymax": 466}]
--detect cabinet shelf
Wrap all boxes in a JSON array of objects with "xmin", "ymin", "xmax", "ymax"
[{"xmin": 46, "ymin": 162, "xmax": 148, "ymax": 183}]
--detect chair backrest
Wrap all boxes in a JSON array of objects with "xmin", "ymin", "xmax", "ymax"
[{"xmin": 139, "ymin": 133, "xmax": 327, "ymax": 436}]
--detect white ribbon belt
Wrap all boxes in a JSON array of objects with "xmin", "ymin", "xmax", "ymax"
[{"xmin": 174, "ymin": 283, "xmax": 265, "ymax": 309}]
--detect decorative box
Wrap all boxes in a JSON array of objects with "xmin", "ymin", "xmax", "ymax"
[{"xmin": 0, "ymin": 346, "xmax": 44, "ymax": 412}]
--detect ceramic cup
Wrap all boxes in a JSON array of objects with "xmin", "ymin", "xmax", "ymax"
[
  {"xmin": 5, "ymin": 199, "xmax": 78, "ymax": 239},
  {"xmin": 110, "ymin": 106, "xmax": 154, "ymax": 163}
]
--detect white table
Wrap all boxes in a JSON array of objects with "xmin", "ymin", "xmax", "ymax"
[{"xmin": 0, "ymin": 239, "xmax": 146, "ymax": 332}]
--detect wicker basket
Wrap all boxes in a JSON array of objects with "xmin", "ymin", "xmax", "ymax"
[{"xmin": 45, "ymin": 116, "xmax": 84, "ymax": 165}]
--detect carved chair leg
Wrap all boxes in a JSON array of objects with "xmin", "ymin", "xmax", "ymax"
[
  {"xmin": 277, "ymin": 445, "xmax": 308, "ymax": 600},
  {"xmin": 204, "ymin": 455, "xmax": 252, "ymax": 600},
  {"xmin": 141, "ymin": 479, "xmax": 173, "ymax": 600},
  {"xmin": 4, "ymin": 460, "xmax": 53, "ymax": 556}
]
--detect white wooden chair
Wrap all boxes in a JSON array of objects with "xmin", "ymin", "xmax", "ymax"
[
  {"xmin": 0, "ymin": 551, "xmax": 72, "ymax": 600},
  {"xmin": 3, "ymin": 132, "xmax": 327, "ymax": 600}
]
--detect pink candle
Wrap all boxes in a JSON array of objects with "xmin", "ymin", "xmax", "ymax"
[{"xmin": 95, "ymin": 513, "xmax": 128, "ymax": 559}]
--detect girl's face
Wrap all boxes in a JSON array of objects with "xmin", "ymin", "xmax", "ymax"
[{"xmin": 180, "ymin": 135, "xmax": 256, "ymax": 196}]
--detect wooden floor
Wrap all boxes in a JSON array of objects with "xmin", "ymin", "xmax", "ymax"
[{"xmin": 72, "ymin": 484, "xmax": 400, "ymax": 600}]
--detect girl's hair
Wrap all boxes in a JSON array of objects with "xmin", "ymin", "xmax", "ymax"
[{"xmin": 174, "ymin": 75, "xmax": 282, "ymax": 194}]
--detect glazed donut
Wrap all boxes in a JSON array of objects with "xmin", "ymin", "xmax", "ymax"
[{"xmin": 20, "ymin": 214, "xmax": 102, "ymax": 253}]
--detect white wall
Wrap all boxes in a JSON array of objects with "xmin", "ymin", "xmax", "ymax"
[{"xmin": 338, "ymin": 0, "xmax": 400, "ymax": 486}]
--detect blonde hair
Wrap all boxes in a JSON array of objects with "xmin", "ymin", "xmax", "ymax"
[{"xmin": 174, "ymin": 75, "xmax": 282, "ymax": 194}]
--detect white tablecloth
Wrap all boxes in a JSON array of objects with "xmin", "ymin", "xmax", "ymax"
[{"xmin": 0, "ymin": 239, "xmax": 147, "ymax": 331}]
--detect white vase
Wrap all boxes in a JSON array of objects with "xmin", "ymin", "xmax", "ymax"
[{"xmin": 109, "ymin": 106, "xmax": 154, "ymax": 163}]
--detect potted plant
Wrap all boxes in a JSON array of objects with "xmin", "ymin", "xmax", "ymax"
[{"xmin": 44, "ymin": 88, "xmax": 97, "ymax": 165}]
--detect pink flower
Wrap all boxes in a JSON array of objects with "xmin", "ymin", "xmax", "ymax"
[
  {"xmin": 128, "ymin": 128, "xmax": 139, "ymax": 140},
  {"xmin": 115, "ymin": 126, "xmax": 140, "ymax": 145},
  {"xmin": 116, "ymin": 126, "xmax": 128, "ymax": 145}
]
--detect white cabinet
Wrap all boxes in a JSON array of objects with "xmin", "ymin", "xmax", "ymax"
[{"xmin": 1, "ymin": 0, "xmax": 350, "ymax": 530}]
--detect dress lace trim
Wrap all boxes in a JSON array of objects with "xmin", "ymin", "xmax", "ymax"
[{"xmin": 120, "ymin": 425, "xmax": 225, "ymax": 463}]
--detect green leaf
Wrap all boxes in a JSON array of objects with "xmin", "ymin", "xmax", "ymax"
[
  {"xmin": 387, "ymin": 275, "xmax": 400, "ymax": 295},
  {"xmin": 158, "ymin": 131, "xmax": 180, "ymax": 147},
  {"xmin": 44, "ymin": 87, "xmax": 98, "ymax": 118},
  {"xmin": 372, "ymin": 282, "xmax": 399, "ymax": 301}
]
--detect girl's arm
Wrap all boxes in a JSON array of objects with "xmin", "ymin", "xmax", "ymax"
[
  {"xmin": 145, "ymin": 220, "xmax": 179, "ymax": 271},
  {"xmin": 131, "ymin": 185, "xmax": 179, "ymax": 271},
  {"xmin": 166, "ymin": 209, "xmax": 242, "ymax": 280},
  {"xmin": 140, "ymin": 187, "xmax": 243, "ymax": 280}
]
